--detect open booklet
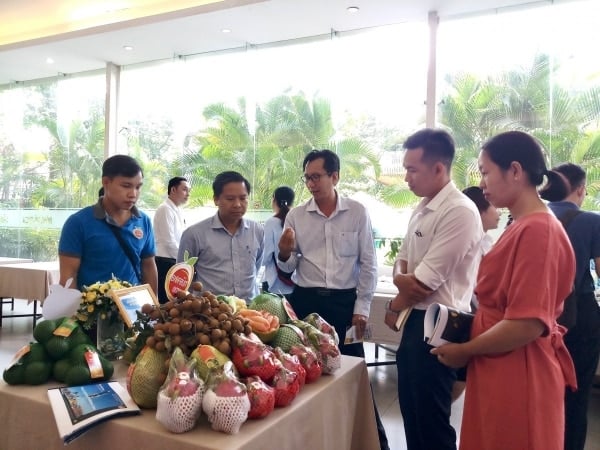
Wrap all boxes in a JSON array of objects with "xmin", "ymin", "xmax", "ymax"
[
  {"xmin": 48, "ymin": 381, "xmax": 140, "ymax": 444},
  {"xmin": 423, "ymin": 303, "xmax": 474, "ymax": 347}
]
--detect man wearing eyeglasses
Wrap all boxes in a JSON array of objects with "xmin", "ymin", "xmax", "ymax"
[{"xmin": 278, "ymin": 149, "xmax": 389, "ymax": 450}]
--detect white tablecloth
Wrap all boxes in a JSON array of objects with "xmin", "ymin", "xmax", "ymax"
[
  {"xmin": 0, "ymin": 261, "xmax": 59, "ymax": 302},
  {"xmin": 0, "ymin": 356, "xmax": 379, "ymax": 450},
  {"xmin": 0, "ymin": 257, "xmax": 33, "ymax": 265},
  {"xmin": 365, "ymin": 278, "xmax": 401, "ymax": 347}
]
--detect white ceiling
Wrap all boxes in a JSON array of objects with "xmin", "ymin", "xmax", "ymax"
[{"xmin": 0, "ymin": 0, "xmax": 555, "ymax": 86}]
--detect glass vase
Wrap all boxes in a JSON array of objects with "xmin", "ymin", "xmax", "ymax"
[{"xmin": 96, "ymin": 314, "xmax": 125, "ymax": 360}]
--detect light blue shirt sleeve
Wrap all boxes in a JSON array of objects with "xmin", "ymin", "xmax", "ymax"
[
  {"xmin": 178, "ymin": 214, "xmax": 263, "ymax": 301},
  {"xmin": 279, "ymin": 196, "xmax": 377, "ymax": 317}
]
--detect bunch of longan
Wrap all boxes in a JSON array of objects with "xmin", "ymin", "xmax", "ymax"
[{"xmin": 140, "ymin": 282, "xmax": 251, "ymax": 356}]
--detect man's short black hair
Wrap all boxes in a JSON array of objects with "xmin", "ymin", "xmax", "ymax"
[
  {"xmin": 168, "ymin": 176, "xmax": 188, "ymax": 193},
  {"xmin": 303, "ymin": 149, "xmax": 340, "ymax": 174},
  {"xmin": 212, "ymin": 171, "xmax": 251, "ymax": 197},
  {"xmin": 102, "ymin": 154, "xmax": 143, "ymax": 178},
  {"xmin": 403, "ymin": 128, "xmax": 455, "ymax": 170},
  {"xmin": 553, "ymin": 162, "xmax": 586, "ymax": 192}
]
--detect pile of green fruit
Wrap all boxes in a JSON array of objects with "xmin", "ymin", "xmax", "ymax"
[{"xmin": 3, "ymin": 317, "xmax": 114, "ymax": 386}]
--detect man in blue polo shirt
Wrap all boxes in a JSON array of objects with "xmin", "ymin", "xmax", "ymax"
[
  {"xmin": 548, "ymin": 163, "xmax": 600, "ymax": 450},
  {"xmin": 59, "ymin": 155, "xmax": 158, "ymax": 294}
]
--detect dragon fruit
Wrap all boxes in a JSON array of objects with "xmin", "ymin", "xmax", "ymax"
[
  {"xmin": 273, "ymin": 347, "xmax": 306, "ymax": 387},
  {"xmin": 156, "ymin": 347, "xmax": 204, "ymax": 433},
  {"xmin": 289, "ymin": 344, "xmax": 323, "ymax": 383},
  {"xmin": 271, "ymin": 365, "xmax": 301, "ymax": 407},
  {"xmin": 202, "ymin": 362, "xmax": 250, "ymax": 434},
  {"xmin": 231, "ymin": 333, "xmax": 279, "ymax": 383},
  {"xmin": 303, "ymin": 312, "xmax": 339, "ymax": 345},
  {"xmin": 245, "ymin": 375, "xmax": 276, "ymax": 419},
  {"xmin": 290, "ymin": 319, "xmax": 341, "ymax": 374}
]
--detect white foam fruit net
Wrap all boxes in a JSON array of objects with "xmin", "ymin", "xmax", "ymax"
[
  {"xmin": 321, "ymin": 353, "xmax": 341, "ymax": 374},
  {"xmin": 202, "ymin": 389, "xmax": 250, "ymax": 434},
  {"xmin": 156, "ymin": 386, "xmax": 204, "ymax": 433}
]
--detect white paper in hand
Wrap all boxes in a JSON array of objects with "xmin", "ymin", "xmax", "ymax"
[{"xmin": 42, "ymin": 278, "xmax": 81, "ymax": 320}]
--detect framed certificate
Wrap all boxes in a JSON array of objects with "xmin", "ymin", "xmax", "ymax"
[{"xmin": 109, "ymin": 284, "xmax": 160, "ymax": 328}]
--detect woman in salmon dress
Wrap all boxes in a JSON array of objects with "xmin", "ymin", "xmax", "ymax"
[{"xmin": 432, "ymin": 130, "xmax": 577, "ymax": 450}]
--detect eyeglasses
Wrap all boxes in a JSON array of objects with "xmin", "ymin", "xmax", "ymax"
[{"xmin": 301, "ymin": 172, "xmax": 331, "ymax": 184}]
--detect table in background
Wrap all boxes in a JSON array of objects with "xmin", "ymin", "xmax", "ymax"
[
  {"xmin": 364, "ymin": 278, "xmax": 400, "ymax": 366},
  {"xmin": 0, "ymin": 257, "xmax": 34, "ymax": 312},
  {"xmin": 0, "ymin": 257, "xmax": 34, "ymax": 265},
  {"xmin": 0, "ymin": 355, "xmax": 379, "ymax": 450},
  {"xmin": 0, "ymin": 261, "xmax": 59, "ymax": 327}
]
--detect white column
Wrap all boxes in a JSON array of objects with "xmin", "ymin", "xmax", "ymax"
[
  {"xmin": 104, "ymin": 62, "xmax": 120, "ymax": 158},
  {"xmin": 425, "ymin": 11, "xmax": 439, "ymax": 128}
]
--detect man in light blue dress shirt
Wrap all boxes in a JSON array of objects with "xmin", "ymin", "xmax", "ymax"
[
  {"xmin": 177, "ymin": 171, "xmax": 264, "ymax": 301},
  {"xmin": 278, "ymin": 149, "xmax": 389, "ymax": 450}
]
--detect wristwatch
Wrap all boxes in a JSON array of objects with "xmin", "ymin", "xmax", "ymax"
[{"xmin": 386, "ymin": 299, "xmax": 402, "ymax": 314}]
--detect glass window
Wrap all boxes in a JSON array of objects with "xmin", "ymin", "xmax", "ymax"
[
  {"xmin": 118, "ymin": 23, "xmax": 428, "ymax": 246},
  {"xmin": 437, "ymin": 0, "xmax": 600, "ymax": 210},
  {"xmin": 0, "ymin": 73, "xmax": 105, "ymax": 259}
]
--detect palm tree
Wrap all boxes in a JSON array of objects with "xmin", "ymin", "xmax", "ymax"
[
  {"xmin": 178, "ymin": 91, "xmax": 382, "ymax": 209},
  {"xmin": 23, "ymin": 84, "xmax": 106, "ymax": 208},
  {"xmin": 438, "ymin": 53, "xmax": 600, "ymax": 210},
  {"xmin": 439, "ymin": 73, "xmax": 507, "ymax": 189}
]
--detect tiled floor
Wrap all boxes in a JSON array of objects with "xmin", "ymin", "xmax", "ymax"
[
  {"xmin": 366, "ymin": 343, "xmax": 464, "ymax": 450},
  {"xmin": 1, "ymin": 300, "xmax": 599, "ymax": 450}
]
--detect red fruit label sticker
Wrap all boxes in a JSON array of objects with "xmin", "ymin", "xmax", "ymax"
[
  {"xmin": 282, "ymin": 297, "xmax": 298, "ymax": 321},
  {"xmin": 165, "ymin": 263, "xmax": 193, "ymax": 301},
  {"xmin": 84, "ymin": 348, "xmax": 105, "ymax": 378}
]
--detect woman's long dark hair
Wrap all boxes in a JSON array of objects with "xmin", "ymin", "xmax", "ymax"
[
  {"xmin": 482, "ymin": 130, "xmax": 568, "ymax": 202},
  {"xmin": 273, "ymin": 186, "xmax": 295, "ymax": 225}
]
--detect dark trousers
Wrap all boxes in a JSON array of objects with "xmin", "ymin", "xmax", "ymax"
[
  {"xmin": 396, "ymin": 309, "xmax": 457, "ymax": 450},
  {"xmin": 155, "ymin": 256, "xmax": 176, "ymax": 304},
  {"xmin": 290, "ymin": 286, "xmax": 390, "ymax": 450},
  {"xmin": 564, "ymin": 292, "xmax": 600, "ymax": 450}
]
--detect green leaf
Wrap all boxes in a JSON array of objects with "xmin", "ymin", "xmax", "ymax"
[{"xmin": 185, "ymin": 256, "xmax": 198, "ymax": 267}]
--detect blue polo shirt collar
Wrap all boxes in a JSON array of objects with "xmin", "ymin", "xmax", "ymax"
[{"xmin": 92, "ymin": 198, "xmax": 141, "ymax": 224}]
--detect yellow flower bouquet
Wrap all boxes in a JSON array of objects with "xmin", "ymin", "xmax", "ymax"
[{"xmin": 76, "ymin": 276, "xmax": 133, "ymax": 330}]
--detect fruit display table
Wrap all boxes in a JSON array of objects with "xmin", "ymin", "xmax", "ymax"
[
  {"xmin": 0, "ymin": 261, "xmax": 59, "ymax": 327},
  {"xmin": 0, "ymin": 355, "xmax": 379, "ymax": 450}
]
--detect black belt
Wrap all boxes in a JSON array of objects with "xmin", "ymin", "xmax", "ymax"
[
  {"xmin": 155, "ymin": 256, "xmax": 176, "ymax": 263},
  {"xmin": 295, "ymin": 286, "xmax": 356, "ymax": 297}
]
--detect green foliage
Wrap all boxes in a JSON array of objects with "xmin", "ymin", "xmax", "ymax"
[
  {"xmin": 439, "ymin": 53, "xmax": 600, "ymax": 198},
  {"xmin": 3, "ymin": 51, "xmax": 600, "ymax": 255},
  {"xmin": 376, "ymin": 237, "xmax": 404, "ymax": 266},
  {"xmin": 0, "ymin": 228, "xmax": 59, "ymax": 261},
  {"xmin": 23, "ymin": 83, "xmax": 106, "ymax": 208},
  {"xmin": 178, "ymin": 90, "xmax": 382, "ymax": 209}
]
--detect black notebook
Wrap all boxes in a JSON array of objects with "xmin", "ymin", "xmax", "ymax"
[{"xmin": 423, "ymin": 303, "xmax": 474, "ymax": 347}]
